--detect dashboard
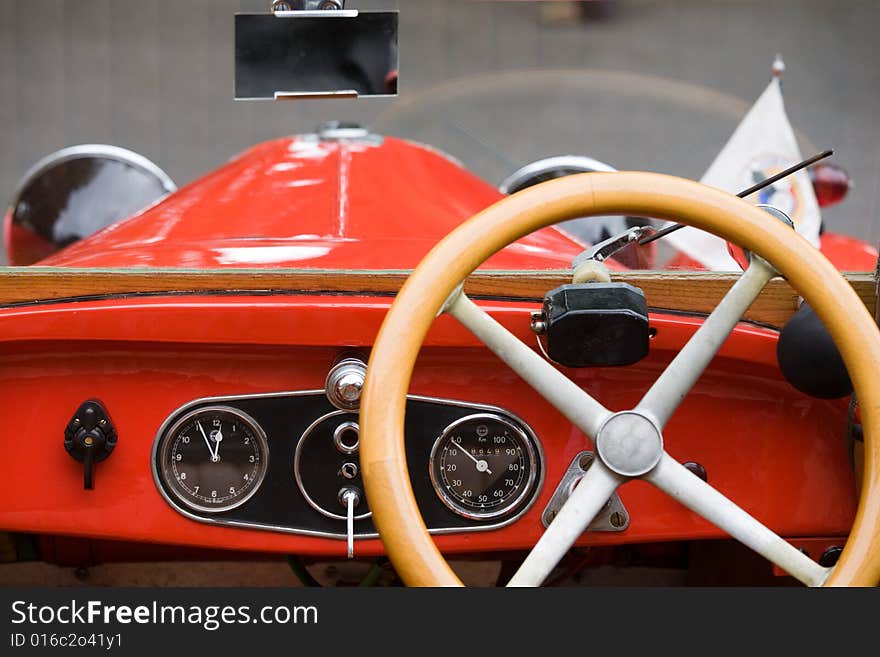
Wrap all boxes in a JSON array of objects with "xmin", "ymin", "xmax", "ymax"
[{"xmin": 0, "ymin": 295, "xmax": 857, "ymax": 562}]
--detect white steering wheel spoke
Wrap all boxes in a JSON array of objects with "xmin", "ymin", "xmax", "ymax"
[
  {"xmin": 447, "ymin": 292, "xmax": 611, "ymax": 438},
  {"xmin": 646, "ymin": 453, "xmax": 830, "ymax": 586},
  {"xmin": 448, "ymin": 268, "xmax": 827, "ymax": 587},
  {"xmin": 507, "ymin": 458, "xmax": 623, "ymax": 587},
  {"xmin": 636, "ymin": 257, "xmax": 776, "ymax": 427}
]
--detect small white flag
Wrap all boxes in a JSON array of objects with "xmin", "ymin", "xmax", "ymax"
[{"xmin": 666, "ymin": 75, "xmax": 821, "ymax": 270}]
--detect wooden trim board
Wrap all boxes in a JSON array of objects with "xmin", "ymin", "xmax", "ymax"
[{"xmin": 0, "ymin": 267, "xmax": 873, "ymax": 328}]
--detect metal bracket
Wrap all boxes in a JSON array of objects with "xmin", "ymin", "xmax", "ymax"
[
  {"xmin": 541, "ymin": 451, "xmax": 629, "ymax": 532},
  {"xmin": 732, "ymin": 204, "xmax": 793, "ymax": 270},
  {"xmin": 272, "ymin": 1, "xmax": 354, "ymax": 16}
]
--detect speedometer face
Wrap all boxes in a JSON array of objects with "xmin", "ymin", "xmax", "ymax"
[
  {"xmin": 430, "ymin": 413, "xmax": 539, "ymax": 520},
  {"xmin": 158, "ymin": 406, "xmax": 268, "ymax": 513}
]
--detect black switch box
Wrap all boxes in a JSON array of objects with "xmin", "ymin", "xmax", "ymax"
[{"xmin": 541, "ymin": 283, "xmax": 650, "ymax": 367}]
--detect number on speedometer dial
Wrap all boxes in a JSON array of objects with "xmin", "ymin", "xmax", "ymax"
[
  {"xmin": 158, "ymin": 406, "xmax": 268, "ymax": 513},
  {"xmin": 429, "ymin": 413, "xmax": 539, "ymax": 520}
]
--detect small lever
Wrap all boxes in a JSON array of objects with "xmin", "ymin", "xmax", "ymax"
[
  {"xmin": 338, "ymin": 487, "xmax": 361, "ymax": 559},
  {"xmin": 64, "ymin": 400, "xmax": 117, "ymax": 490},
  {"xmin": 572, "ymin": 225, "xmax": 653, "ymax": 266}
]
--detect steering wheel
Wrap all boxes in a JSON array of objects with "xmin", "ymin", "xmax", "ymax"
[{"xmin": 359, "ymin": 172, "xmax": 880, "ymax": 586}]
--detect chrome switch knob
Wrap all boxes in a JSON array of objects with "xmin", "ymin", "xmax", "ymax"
[
  {"xmin": 338, "ymin": 486, "xmax": 361, "ymax": 559},
  {"xmin": 325, "ymin": 358, "xmax": 367, "ymax": 410}
]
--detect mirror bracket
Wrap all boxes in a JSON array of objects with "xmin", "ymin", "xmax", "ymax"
[{"xmin": 271, "ymin": 1, "xmax": 353, "ymax": 16}]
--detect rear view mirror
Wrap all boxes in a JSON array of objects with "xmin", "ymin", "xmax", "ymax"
[{"xmin": 234, "ymin": 11, "xmax": 399, "ymax": 100}]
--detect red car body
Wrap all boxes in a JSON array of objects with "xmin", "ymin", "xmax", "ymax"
[{"xmin": 0, "ymin": 134, "xmax": 864, "ymax": 571}]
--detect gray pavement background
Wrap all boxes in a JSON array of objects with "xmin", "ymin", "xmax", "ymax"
[{"xmin": 2, "ymin": 0, "xmax": 879, "ymax": 250}]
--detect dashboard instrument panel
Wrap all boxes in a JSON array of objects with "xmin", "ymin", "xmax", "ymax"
[{"xmin": 152, "ymin": 391, "xmax": 544, "ymax": 540}]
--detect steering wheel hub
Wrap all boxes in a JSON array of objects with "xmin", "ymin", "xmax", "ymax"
[{"xmin": 595, "ymin": 411, "xmax": 663, "ymax": 477}]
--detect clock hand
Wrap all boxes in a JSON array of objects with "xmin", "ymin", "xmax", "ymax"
[
  {"xmin": 197, "ymin": 421, "xmax": 218, "ymax": 462},
  {"xmin": 213, "ymin": 424, "xmax": 224, "ymax": 461}
]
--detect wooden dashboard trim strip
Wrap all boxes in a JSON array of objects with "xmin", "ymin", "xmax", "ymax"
[{"xmin": 0, "ymin": 267, "xmax": 874, "ymax": 327}]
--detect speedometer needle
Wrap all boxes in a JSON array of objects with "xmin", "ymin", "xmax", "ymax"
[
  {"xmin": 457, "ymin": 444, "xmax": 492, "ymax": 474},
  {"xmin": 197, "ymin": 421, "xmax": 219, "ymax": 462}
]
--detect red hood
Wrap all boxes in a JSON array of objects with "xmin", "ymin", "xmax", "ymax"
[{"xmin": 42, "ymin": 135, "xmax": 586, "ymax": 270}]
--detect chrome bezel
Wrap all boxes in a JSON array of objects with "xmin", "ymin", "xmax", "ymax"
[
  {"xmin": 294, "ymin": 411, "xmax": 371, "ymax": 521},
  {"xmin": 429, "ymin": 413, "xmax": 540, "ymax": 521},
  {"xmin": 10, "ymin": 144, "xmax": 176, "ymax": 211},
  {"xmin": 156, "ymin": 405, "xmax": 269, "ymax": 514},
  {"xmin": 332, "ymin": 420, "xmax": 360, "ymax": 454},
  {"xmin": 151, "ymin": 390, "xmax": 544, "ymax": 540}
]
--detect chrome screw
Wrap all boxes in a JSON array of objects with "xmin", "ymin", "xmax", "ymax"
[
  {"xmin": 530, "ymin": 310, "xmax": 546, "ymax": 335},
  {"xmin": 340, "ymin": 462, "xmax": 358, "ymax": 480}
]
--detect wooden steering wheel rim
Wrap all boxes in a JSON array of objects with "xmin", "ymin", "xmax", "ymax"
[{"xmin": 360, "ymin": 171, "xmax": 880, "ymax": 587}]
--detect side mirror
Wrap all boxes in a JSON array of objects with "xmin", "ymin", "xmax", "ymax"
[{"xmin": 5, "ymin": 145, "xmax": 176, "ymax": 266}]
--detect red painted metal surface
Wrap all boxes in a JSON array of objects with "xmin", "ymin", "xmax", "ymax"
[
  {"xmin": 667, "ymin": 231, "xmax": 878, "ymax": 271},
  {"xmin": 3, "ymin": 212, "xmax": 57, "ymax": 266},
  {"xmin": 36, "ymin": 136, "xmax": 586, "ymax": 271},
  {"xmin": 816, "ymin": 231, "xmax": 879, "ymax": 270},
  {"xmin": 0, "ymin": 135, "xmax": 862, "ymax": 563}
]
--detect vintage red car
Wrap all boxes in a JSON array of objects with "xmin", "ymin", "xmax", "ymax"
[
  {"xmin": 1, "ymin": 3, "xmax": 878, "ymax": 589},
  {"xmin": 0, "ymin": 120, "xmax": 877, "ymax": 587}
]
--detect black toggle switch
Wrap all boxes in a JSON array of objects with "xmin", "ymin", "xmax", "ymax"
[{"xmin": 64, "ymin": 400, "xmax": 117, "ymax": 490}]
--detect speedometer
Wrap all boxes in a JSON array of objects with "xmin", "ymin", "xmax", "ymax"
[
  {"xmin": 429, "ymin": 413, "xmax": 539, "ymax": 520},
  {"xmin": 157, "ymin": 406, "xmax": 268, "ymax": 513}
]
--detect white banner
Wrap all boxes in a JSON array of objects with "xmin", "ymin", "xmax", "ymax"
[{"xmin": 667, "ymin": 77, "xmax": 821, "ymax": 269}]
